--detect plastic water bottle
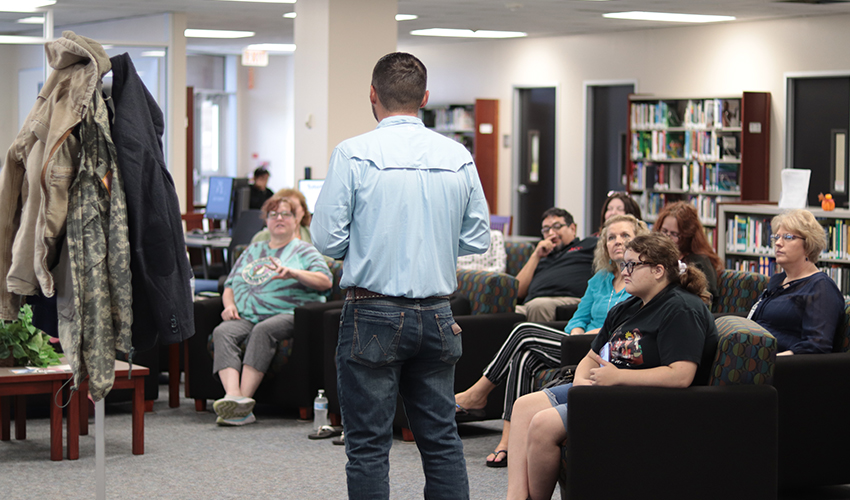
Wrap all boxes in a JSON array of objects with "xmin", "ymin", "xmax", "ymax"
[{"xmin": 313, "ymin": 389, "xmax": 329, "ymax": 431}]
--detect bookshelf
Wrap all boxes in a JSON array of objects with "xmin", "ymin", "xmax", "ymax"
[
  {"xmin": 420, "ymin": 99, "xmax": 499, "ymax": 213},
  {"xmin": 627, "ymin": 92, "xmax": 771, "ymax": 249},
  {"xmin": 718, "ymin": 203, "xmax": 850, "ymax": 296}
]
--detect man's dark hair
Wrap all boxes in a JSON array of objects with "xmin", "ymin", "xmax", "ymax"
[
  {"xmin": 371, "ymin": 52, "xmax": 427, "ymax": 113},
  {"xmin": 254, "ymin": 167, "xmax": 270, "ymax": 179},
  {"xmin": 541, "ymin": 207, "xmax": 574, "ymax": 226}
]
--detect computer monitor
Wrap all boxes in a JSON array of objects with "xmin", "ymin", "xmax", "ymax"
[
  {"xmin": 205, "ymin": 176, "xmax": 235, "ymax": 222},
  {"xmin": 298, "ymin": 179, "xmax": 324, "ymax": 214}
]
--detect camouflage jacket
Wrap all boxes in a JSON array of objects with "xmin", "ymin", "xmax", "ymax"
[
  {"xmin": 58, "ymin": 89, "xmax": 133, "ymax": 402},
  {"xmin": 0, "ymin": 31, "xmax": 112, "ymax": 320}
]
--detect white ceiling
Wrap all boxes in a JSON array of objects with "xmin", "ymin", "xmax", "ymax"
[{"xmin": 1, "ymin": 0, "xmax": 850, "ymax": 53}]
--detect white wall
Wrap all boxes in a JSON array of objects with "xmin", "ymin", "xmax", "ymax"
[
  {"xmin": 237, "ymin": 54, "xmax": 295, "ymax": 190},
  {"xmin": 403, "ymin": 13, "xmax": 850, "ymax": 222}
]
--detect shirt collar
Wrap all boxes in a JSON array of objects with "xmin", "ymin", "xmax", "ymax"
[{"xmin": 377, "ymin": 115, "xmax": 424, "ymax": 129}]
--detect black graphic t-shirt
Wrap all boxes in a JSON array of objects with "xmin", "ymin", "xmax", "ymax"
[{"xmin": 590, "ymin": 283, "xmax": 718, "ymax": 375}]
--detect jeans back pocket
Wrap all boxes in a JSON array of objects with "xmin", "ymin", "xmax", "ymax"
[{"xmin": 351, "ymin": 307, "xmax": 404, "ymax": 368}]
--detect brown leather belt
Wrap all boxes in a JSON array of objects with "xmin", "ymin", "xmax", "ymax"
[{"xmin": 345, "ymin": 287, "xmax": 449, "ymax": 301}]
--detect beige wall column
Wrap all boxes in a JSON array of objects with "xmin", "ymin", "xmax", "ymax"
[
  {"xmin": 167, "ymin": 13, "xmax": 188, "ymax": 213},
  {"xmin": 294, "ymin": 0, "xmax": 397, "ymax": 180}
]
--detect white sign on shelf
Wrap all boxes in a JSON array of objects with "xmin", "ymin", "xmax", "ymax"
[
  {"xmin": 478, "ymin": 123, "xmax": 493, "ymax": 134},
  {"xmin": 778, "ymin": 169, "xmax": 811, "ymax": 209}
]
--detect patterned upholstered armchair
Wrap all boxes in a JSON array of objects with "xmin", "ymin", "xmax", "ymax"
[
  {"xmin": 555, "ymin": 316, "xmax": 779, "ymax": 500},
  {"xmin": 505, "ymin": 240, "xmax": 535, "ymax": 277},
  {"xmin": 712, "ymin": 269, "xmax": 769, "ymax": 315}
]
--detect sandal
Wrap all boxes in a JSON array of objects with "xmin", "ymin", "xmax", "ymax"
[
  {"xmin": 455, "ymin": 403, "xmax": 486, "ymax": 418},
  {"xmin": 332, "ymin": 432, "xmax": 345, "ymax": 446},
  {"xmin": 308, "ymin": 425, "xmax": 343, "ymax": 440},
  {"xmin": 486, "ymin": 449, "xmax": 508, "ymax": 468}
]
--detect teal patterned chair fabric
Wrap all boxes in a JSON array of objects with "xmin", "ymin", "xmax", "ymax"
[
  {"xmin": 324, "ymin": 257, "xmax": 345, "ymax": 301},
  {"xmin": 505, "ymin": 241, "xmax": 535, "ymax": 277},
  {"xmin": 455, "ymin": 269, "xmax": 519, "ymax": 315},
  {"xmin": 534, "ymin": 367, "xmax": 561, "ymax": 391},
  {"xmin": 710, "ymin": 315, "xmax": 777, "ymax": 385},
  {"xmin": 712, "ymin": 270, "xmax": 769, "ymax": 315}
]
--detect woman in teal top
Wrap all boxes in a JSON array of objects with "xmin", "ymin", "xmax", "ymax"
[{"xmin": 455, "ymin": 214, "xmax": 648, "ymax": 466}]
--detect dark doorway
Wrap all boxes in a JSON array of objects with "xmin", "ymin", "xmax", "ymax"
[
  {"xmin": 790, "ymin": 76, "xmax": 850, "ymax": 208},
  {"xmin": 517, "ymin": 87, "xmax": 556, "ymax": 236},
  {"xmin": 588, "ymin": 84, "xmax": 634, "ymax": 232}
]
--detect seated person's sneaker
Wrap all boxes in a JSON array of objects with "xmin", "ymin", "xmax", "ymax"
[
  {"xmin": 213, "ymin": 395, "xmax": 256, "ymax": 420},
  {"xmin": 216, "ymin": 412, "xmax": 257, "ymax": 426}
]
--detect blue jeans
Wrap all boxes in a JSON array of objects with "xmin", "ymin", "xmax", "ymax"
[{"xmin": 337, "ymin": 296, "xmax": 469, "ymax": 500}]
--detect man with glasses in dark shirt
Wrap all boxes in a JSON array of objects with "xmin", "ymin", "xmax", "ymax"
[{"xmin": 515, "ymin": 207, "xmax": 597, "ymax": 322}]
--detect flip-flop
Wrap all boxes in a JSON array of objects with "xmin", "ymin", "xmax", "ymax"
[
  {"xmin": 455, "ymin": 403, "xmax": 486, "ymax": 418},
  {"xmin": 332, "ymin": 432, "xmax": 345, "ymax": 446},
  {"xmin": 308, "ymin": 425, "xmax": 343, "ymax": 440},
  {"xmin": 486, "ymin": 449, "xmax": 508, "ymax": 468}
]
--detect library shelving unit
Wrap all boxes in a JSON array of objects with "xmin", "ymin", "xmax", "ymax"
[
  {"xmin": 718, "ymin": 203, "xmax": 850, "ymax": 295},
  {"xmin": 420, "ymin": 99, "xmax": 499, "ymax": 212},
  {"xmin": 626, "ymin": 92, "xmax": 771, "ymax": 249}
]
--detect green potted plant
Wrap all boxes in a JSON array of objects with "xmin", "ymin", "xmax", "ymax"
[{"xmin": 0, "ymin": 304, "xmax": 61, "ymax": 368}]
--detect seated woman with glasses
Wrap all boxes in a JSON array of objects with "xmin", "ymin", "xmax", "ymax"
[
  {"xmin": 747, "ymin": 209, "xmax": 844, "ymax": 355},
  {"xmin": 455, "ymin": 215, "xmax": 648, "ymax": 467},
  {"xmin": 505, "ymin": 233, "xmax": 718, "ymax": 500},
  {"xmin": 210, "ymin": 195, "xmax": 332, "ymax": 426},
  {"xmin": 653, "ymin": 201, "xmax": 722, "ymax": 305},
  {"xmin": 251, "ymin": 188, "xmax": 314, "ymax": 244}
]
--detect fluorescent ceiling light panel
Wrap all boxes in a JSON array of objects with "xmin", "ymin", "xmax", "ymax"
[
  {"xmin": 246, "ymin": 43, "xmax": 295, "ymax": 52},
  {"xmin": 603, "ymin": 11, "xmax": 735, "ymax": 23},
  {"xmin": 141, "ymin": 50, "xmax": 166, "ymax": 57},
  {"xmin": 283, "ymin": 12, "xmax": 296, "ymax": 18},
  {"xmin": 0, "ymin": 35, "xmax": 45, "ymax": 44},
  {"xmin": 215, "ymin": 0, "xmax": 295, "ymax": 3},
  {"xmin": 185, "ymin": 29, "xmax": 255, "ymax": 39},
  {"xmin": 16, "ymin": 16, "xmax": 44, "ymax": 24},
  {"xmin": 396, "ymin": 14, "xmax": 418, "ymax": 21},
  {"xmin": 411, "ymin": 28, "xmax": 526, "ymax": 39},
  {"xmin": 0, "ymin": 0, "xmax": 55, "ymax": 12}
]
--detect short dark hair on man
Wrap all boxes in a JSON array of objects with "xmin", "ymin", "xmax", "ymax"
[
  {"xmin": 254, "ymin": 167, "xmax": 270, "ymax": 179},
  {"xmin": 372, "ymin": 52, "xmax": 427, "ymax": 113},
  {"xmin": 541, "ymin": 207, "xmax": 574, "ymax": 226}
]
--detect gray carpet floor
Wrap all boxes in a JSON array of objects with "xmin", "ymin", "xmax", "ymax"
[{"xmin": 0, "ymin": 383, "xmax": 548, "ymax": 500}]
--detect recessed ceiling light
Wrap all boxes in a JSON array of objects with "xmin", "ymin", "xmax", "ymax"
[
  {"xmin": 411, "ymin": 28, "xmax": 526, "ymax": 39},
  {"xmin": 0, "ymin": 0, "xmax": 55, "ymax": 12},
  {"xmin": 16, "ymin": 16, "xmax": 44, "ymax": 24},
  {"xmin": 246, "ymin": 43, "xmax": 295, "ymax": 52},
  {"xmin": 184, "ymin": 29, "xmax": 255, "ymax": 39},
  {"xmin": 141, "ymin": 50, "xmax": 166, "ymax": 58},
  {"xmin": 214, "ymin": 0, "xmax": 295, "ymax": 3},
  {"xmin": 396, "ymin": 14, "xmax": 418, "ymax": 21},
  {"xmin": 0, "ymin": 35, "xmax": 44, "ymax": 44},
  {"xmin": 603, "ymin": 11, "xmax": 735, "ymax": 23},
  {"xmin": 283, "ymin": 12, "xmax": 296, "ymax": 18}
]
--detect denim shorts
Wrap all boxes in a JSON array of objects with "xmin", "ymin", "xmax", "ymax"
[{"xmin": 542, "ymin": 382, "xmax": 573, "ymax": 430}]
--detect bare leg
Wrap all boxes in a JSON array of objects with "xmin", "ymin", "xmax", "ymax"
[
  {"xmin": 240, "ymin": 365, "xmax": 265, "ymax": 399},
  {"xmin": 218, "ymin": 367, "xmax": 242, "ymax": 396},
  {"xmin": 486, "ymin": 420, "xmax": 511, "ymax": 465},
  {"xmin": 455, "ymin": 376, "xmax": 496, "ymax": 410},
  {"xmin": 526, "ymin": 408, "xmax": 567, "ymax": 500},
  {"xmin": 506, "ymin": 391, "xmax": 552, "ymax": 500}
]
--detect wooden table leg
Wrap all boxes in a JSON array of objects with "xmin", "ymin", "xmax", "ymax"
[
  {"xmin": 79, "ymin": 382, "xmax": 89, "ymax": 436},
  {"xmin": 66, "ymin": 384, "xmax": 79, "ymax": 460},
  {"xmin": 50, "ymin": 380, "xmax": 62, "ymax": 461},
  {"xmin": 1, "ymin": 396, "xmax": 9, "ymax": 441},
  {"xmin": 169, "ymin": 343, "xmax": 180, "ymax": 408},
  {"xmin": 132, "ymin": 375, "xmax": 144, "ymax": 455},
  {"xmin": 15, "ymin": 394, "xmax": 26, "ymax": 440}
]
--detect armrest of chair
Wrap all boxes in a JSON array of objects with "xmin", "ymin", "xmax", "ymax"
[
  {"xmin": 773, "ymin": 352, "xmax": 850, "ymax": 488},
  {"xmin": 555, "ymin": 303, "xmax": 578, "ymax": 322},
  {"xmin": 564, "ymin": 385, "xmax": 777, "ymax": 500},
  {"xmin": 455, "ymin": 269, "xmax": 518, "ymax": 315},
  {"xmin": 560, "ymin": 334, "xmax": 595, "ymax": 366}
]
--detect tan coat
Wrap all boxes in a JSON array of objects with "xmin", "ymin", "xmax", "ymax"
[{"xmin": 0, "ymin": 31, "xmax": 111, "ymax": 320}]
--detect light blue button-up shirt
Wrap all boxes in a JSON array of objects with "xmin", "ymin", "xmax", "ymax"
[{"xmin": 311, "ymin": 115, "xmax": 490, "ymax": 298}]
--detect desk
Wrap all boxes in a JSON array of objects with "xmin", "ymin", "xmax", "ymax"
[
  {"xmin": 0, "ymin": 359, "xmax": 149, "ymax": 460},
  {"xmin": 185, "ymin": 233, "xmax": 231, "ymax": 279}
]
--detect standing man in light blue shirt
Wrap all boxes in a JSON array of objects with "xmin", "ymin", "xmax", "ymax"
[{"xmin": 311, "ymin": 52, "xmax": 490, "ymax": 500}]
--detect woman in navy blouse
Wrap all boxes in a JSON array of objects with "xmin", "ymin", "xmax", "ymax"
[{"xmin": 748, "ymin": 209, "xmax": 845, "ymax": 355}]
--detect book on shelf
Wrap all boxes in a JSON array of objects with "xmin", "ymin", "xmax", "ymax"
[
  {"xmin": 721, "ymin": 99, "xmax": 741, "ymax": 128},
  {"xmin": 721, "ymin": 135, "xmax": 739, "ymax": 160},
  {"xmin": 666, "ymin": 132, "xmax": 684, "ymax": 159},
  {"xmin": 717, "ymin": 163, "xmax": 739, "ymax": 192}
]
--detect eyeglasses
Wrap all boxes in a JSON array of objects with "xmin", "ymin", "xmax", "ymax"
[
  {"xmin": 770, "ymin": 233, "xmax": 805, "ymax": 245},
  {"xmin": 267, "ymin": 211, "xmax": 294, "ymax": 220},
  {"xmin": 541, "ymin": 223, "xmax": 567, "ymax": 236},
  {"xmin": 619, "ymin": 260, "xmax": 653, "ymax": 275},
  {"xmin": 660, "ymin": 228, "xmax": 680, "ymax": 240}
]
